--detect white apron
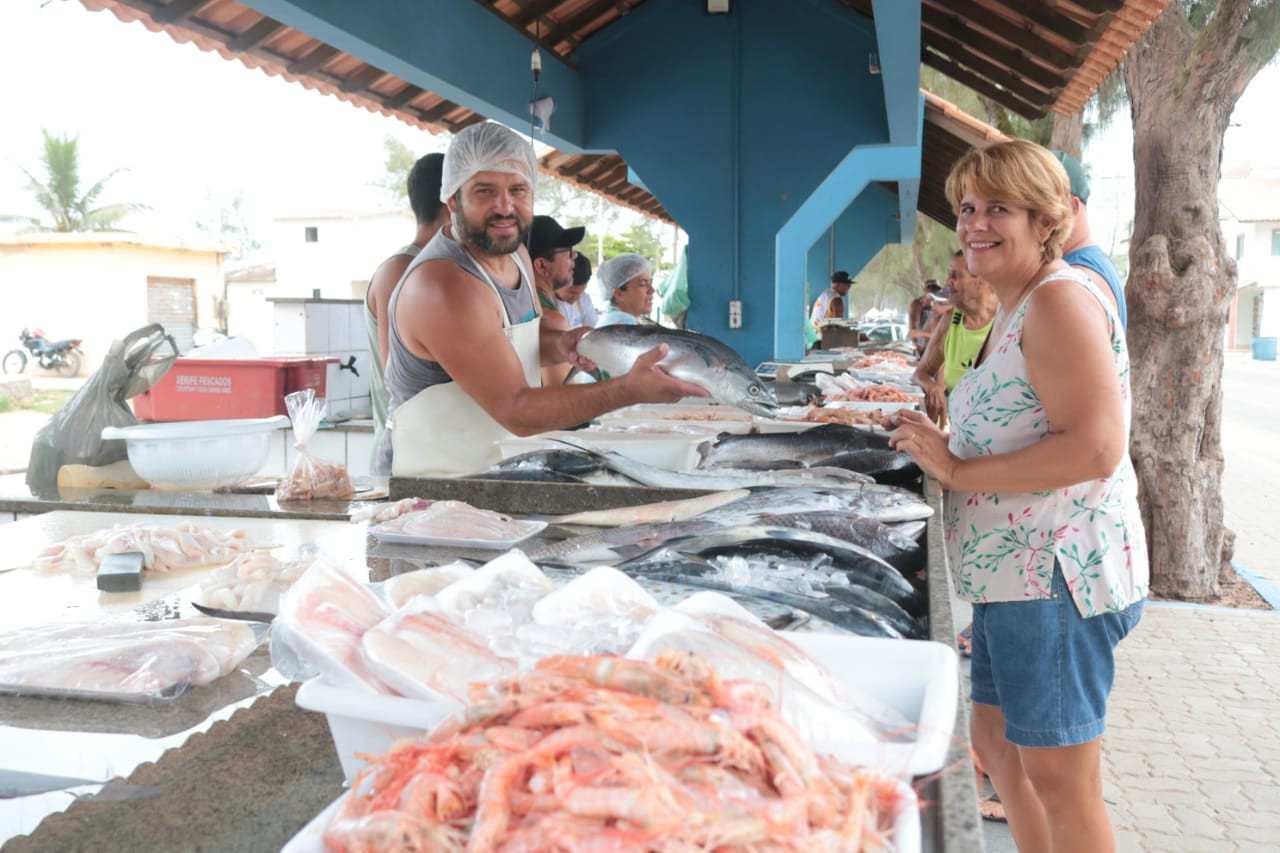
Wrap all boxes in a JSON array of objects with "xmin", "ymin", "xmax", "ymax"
[{"xmin": 390, "ymin": 253, "xmax": 541, "ymax": 477}]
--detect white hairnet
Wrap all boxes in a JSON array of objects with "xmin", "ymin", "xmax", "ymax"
[
  {"xmin": 440, "ymin": 122, "xmax": 538, "ymax": 202},
  {"xmin": 598, "ymin": 253, "xmax": 652, "ymax": 292}
]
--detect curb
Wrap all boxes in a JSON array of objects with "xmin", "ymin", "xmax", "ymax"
[{"xmin": 1144, "ymin": 561, "xmax": 1279, "ymax": 614}]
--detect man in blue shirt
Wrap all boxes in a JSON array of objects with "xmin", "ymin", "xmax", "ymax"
[{"xmin": 1053, "ymin": 150, "xmax": 1127, "ymax": 329}]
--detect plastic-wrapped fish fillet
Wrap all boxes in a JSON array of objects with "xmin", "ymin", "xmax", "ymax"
[
  {"xmin": 370, "ymin": 501, "xmax": 530, "ymax": 542},
  {"xmin": 360, "ymin": 608, "xmax": 515, "ymax": 703},
  {"xmin": 0, "ymin": 617, "xmax": 260, "ymax": 701}
]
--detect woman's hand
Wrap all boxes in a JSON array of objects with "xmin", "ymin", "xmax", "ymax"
[{"xmin": 890, "ymin": 409, "xmax": 959, "ymax": 488}]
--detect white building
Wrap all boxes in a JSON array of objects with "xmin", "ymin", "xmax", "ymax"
[{"xmin": 1219, "ymin": 162, "xmax": 1280, "ymax": 349}]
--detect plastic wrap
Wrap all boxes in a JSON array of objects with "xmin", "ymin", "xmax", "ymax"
[
  {"xmin": 529, "ymin": 566, "xmax": 660, "ymax": 655},
  {"xmin": 271, "ymin": 556, "xmax": 392, "ymax": 692},
  {"xmin": 197, "ymin": 550, "xmax": 314, "ymax": 613},
  {"xmin": 433, "ymin": 550, "xmax": 555, "ymax": 667},
  {"xmin": 380, "ymin": 562, "xmax": 476, "ymax": 610},
  {"xmin": 0, "ymin": 617, "xmax": 261, "ymax": 703},
  {"xmin": 276, "ymin": 389, "xmax": 354, "ymax": 501},
  {"xmin": 359, "ymin": 606, "xmax": 515, "ymax": 703}
]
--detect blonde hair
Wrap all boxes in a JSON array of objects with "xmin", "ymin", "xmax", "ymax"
[{"xmin": 945, "ymin": 139, "xmax": 1074, "ymax": 262}]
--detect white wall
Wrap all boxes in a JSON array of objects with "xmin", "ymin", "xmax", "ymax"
[
  {"xmin": 0, "ymin": 237, "xmax": 222, "ymax": 373},
  {"xmin": 269, "ymin": 209, "xmax": 415, "ymax": 299}
]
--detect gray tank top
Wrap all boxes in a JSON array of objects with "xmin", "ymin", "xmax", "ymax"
[
  {"xmin": 376, "ymin": 226, "xmax": 535, "ymax": 475},
  {"xmin": 383, "ymin": 226, "xmax": 535, "ymax": 411}
]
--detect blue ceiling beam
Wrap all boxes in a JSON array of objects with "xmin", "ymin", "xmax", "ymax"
[
  {"xmin": 872, "ymin": 0, "xmax": 923, "ymax": 243},
  {"xmin": 242, "ymin": 0, "xmax": 590, "ymax": 151}
]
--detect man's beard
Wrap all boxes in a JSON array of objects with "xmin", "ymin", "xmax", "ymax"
[{"xmin": 455, "ymin": 209, "xmax": 531, "ymax": 255}]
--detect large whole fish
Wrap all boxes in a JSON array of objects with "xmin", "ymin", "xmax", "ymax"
[
  {"xmin": 615, "ymin": 549, "xmax": 909, "ymax": 640},
  {"xmin": 552, "ymin": 437, "xmax": 872, "ymax": 491},
  {"xmin": 631, "ymin": 525, "xmax": 918, "ymax": 608},
  {"xmin": 577, "ymin": 325, "xmax": 779, "ymax": 417},
  {"xmin": 757, "ymin": 511, "xmax": 924, "ymax": 573},
  {"xmin": 700, "ymin": 485, "xmax": 933, "ymax": 525},
  {"xmin": 540, "ymin": 488, "xmax": 752, "ymax": 527},
  {"xmin": 525, "ymin": 519, "xmax": 726, "ymax": 567},
  {"xmin": 697, "ymin": 423, "xmax": 891, "ymax": 470}
]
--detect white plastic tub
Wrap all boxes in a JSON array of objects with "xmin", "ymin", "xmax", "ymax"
[
  {"xmin": 296, "ymin": 632, "xmax": 958, "ymax": 784},
  {"xmin": 101, "ymin": 415, "xmax": 290, "ymax": 490}
]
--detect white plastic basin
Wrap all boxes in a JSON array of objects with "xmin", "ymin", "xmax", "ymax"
[{"xmin": 101, "ymin": 415, "xmax": 290, "ymax": 490}]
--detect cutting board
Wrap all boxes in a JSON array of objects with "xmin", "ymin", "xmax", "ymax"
[{"xmin": 0, "ymin": 511, "xmax": 368, "ymax": 631}]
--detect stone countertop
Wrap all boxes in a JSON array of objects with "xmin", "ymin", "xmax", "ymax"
[{"xmin": 0, "ymin": 473, "xmax": 386, "ymax": 521}]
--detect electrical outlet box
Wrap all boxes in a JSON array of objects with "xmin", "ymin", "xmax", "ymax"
[{"xmin": 728, "ymin": 300, "xmax": 742, "ymax": 329}]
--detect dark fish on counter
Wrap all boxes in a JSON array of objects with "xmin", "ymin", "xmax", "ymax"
[
  {"xmin": 821, "ymin": 583, "xmax": 922, "ymax": 639},
  {"xmin": 625, "ymin": 525, "xmax": 918, "ymax": 609},
  {"xmin": 697, "ymin": 423, "xmax": 891, "ymax": 470},
  {"xmin": 808, "ymin": 449, "xmax": 921, "ymax": 486},
  {"xmin": 481, "ymin": 449, "xmax": 606, "ymax": 478},
  {"xmin": 552, "ymin": 437, "xmax": 872, "ymax": 491},
  {"xmin": 757, "ymin": 511, "xmax": 924, "ymax": 573},
  {"xmin": 525, "ymin": 519, "xmax": 726, "ymax": 567},
  {"xmin": 468, "ymin": 469, "xmax": 587, "ymax": 484},
  {"xmin": 616, "ymin": 549, "xmax": 906, "ymax": 639},
  {"xmin": 700, "ymin": 485, "xmax": 933, "ymax": 525},
  {"xmin": 576, "ymin": 325, "xmax": 779, "ymax": 417}
]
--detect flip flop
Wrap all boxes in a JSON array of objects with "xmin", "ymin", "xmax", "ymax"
[
  {"xmin": 956, "ymin": 624, "xmax": 973, "ymax": 658},
  {"xmin": 979, "ymin": 793, "xmax": 1007, "ymax": 824}
]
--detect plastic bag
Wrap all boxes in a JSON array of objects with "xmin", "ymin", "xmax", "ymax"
[
  {"xmin": 276, "ymin": 389, "xmax": 354, "ymax": 501},
  {"xmin": 26, "ymin": 323, "xmax": 178, "ymax": 497},
  {"xmin": 0, "ymin": 617, "xmax": 261, "ymax": 703}
]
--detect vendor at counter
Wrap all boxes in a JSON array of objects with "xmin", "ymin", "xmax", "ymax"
[
  {"xmin": 596, "ymin": 254, "xmax": 656, "ymax": 327},
  {"xmin": 375, "ymin": 122, "xmax": 707, "ymax": 478}
]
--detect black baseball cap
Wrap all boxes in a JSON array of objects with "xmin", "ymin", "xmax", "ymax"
[
  {"xmin": 831, "ymin": 270, "xmax": 853, "ymax": 285},
  {"xmin": 528, "ymin": 215, "xmax": 585, "ymax": 259}
]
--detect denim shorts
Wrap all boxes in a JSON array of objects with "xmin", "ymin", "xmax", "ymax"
[{"xmin": 969, "ymin": 564, "xmax": 1144, "ymax": 748}]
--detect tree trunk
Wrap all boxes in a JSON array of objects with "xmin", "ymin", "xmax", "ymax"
[
  {"xmin": 1123, "ymin": 1, "xmax": 1273, "ymax": 600},
  {"xmin": 1048, "ymin": 111, "xmax": 1083, "ymax": 158}
]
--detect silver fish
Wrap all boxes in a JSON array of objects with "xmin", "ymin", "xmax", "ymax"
[
  {"xmin": 577, "ymin": 325, "xmax": 778, "ymax": 417},
  {"xmin": 697, "ymin": 423, "xmax": 891, "ymax": 470},
  {"xmin": 525, "ymin": 520, "xmax": 725, "ymax": 566},
  {"xmin": 552, "ymin": 437, "xmax": 871, "ymax": 491},
  {"xmin": 700, "ymin": 485, "xmax": 933, "ymax": 524}
]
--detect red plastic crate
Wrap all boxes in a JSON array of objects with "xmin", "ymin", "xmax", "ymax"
[{"xmin": 132, "ymin": 357, "xmax": 339, "ymax": 421}]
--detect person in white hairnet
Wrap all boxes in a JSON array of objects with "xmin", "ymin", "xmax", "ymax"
[
  {"xmin": 595, "ymin": 254, "xmax": 656, "ymax": 327},
  {"xmin": 375, "ymin": 122, "xmax": 707, "ymax": 478}
]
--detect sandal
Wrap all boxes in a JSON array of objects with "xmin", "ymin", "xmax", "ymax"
[
  {"xmin": 956, "ymin": 624, "xmax": 973, "ymax": 658},
  {"xmin": 979, "ymin": 792, "xmax": 1007, "ymax": 824}
]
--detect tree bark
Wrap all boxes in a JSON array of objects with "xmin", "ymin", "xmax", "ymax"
[
  {"xmin": 1124, "ymin": 1, "xmax": 1275, "ymax": 600},
  {"xmin": 1048, "ymin": 111, "xmax": 1083, "ymax": 158}
]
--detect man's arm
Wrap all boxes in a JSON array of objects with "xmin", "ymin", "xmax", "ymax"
[
  {"xmin": 1068, "ymin": 262, "xmax": 1121, "ymax": 317},
  {"xmin": 370, "ymin": 255, "xmax": 415, "ymax": 371},
  {"xmin": 912, "ymin": 309, "xmax": 952, "ymax": 424},
  {"xmin": 398, "ymin": 258, "xmax": 706, "ymax": 435}
]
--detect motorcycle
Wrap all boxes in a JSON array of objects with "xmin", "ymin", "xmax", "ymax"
[{"xmin": 2, "ymin": 329, "xmax": 84, "ymax": 378}]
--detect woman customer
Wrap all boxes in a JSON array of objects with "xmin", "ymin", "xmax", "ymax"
[
  {"xmin": 890, "ymin": 138, "xmax": 1147, "ymax": 852},
  {"xmin": 596, "ymin": 253, "xmax": 655, "ymax": 326}
]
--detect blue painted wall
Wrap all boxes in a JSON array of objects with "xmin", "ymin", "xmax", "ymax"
[{"xmin": 576, "ymin": 0, "xmax": 892, "ymax": 364}]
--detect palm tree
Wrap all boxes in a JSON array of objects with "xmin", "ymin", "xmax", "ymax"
[{"xmin": 1, "ymin": 129, "xmax": 147, "ymax": 232}]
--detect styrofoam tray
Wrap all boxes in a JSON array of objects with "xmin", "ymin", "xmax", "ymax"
[
  {"xmin": 282, "ymin": 770, "xmax": 921, "ymax": 853},
  {"xmin": 367, "ymin": 519, "xmax": 546, "ymax": 549},
  {"xmin": 296, "ymin": 632, "xmax": 957, "ymax": 784}
]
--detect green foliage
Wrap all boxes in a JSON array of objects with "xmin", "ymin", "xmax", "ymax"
[
  {"xmin": 194, "ymin": 191, "xmax": 261, "ymax": 260},
  {"xmin": 0, "ymin": 395, "xmax": 10, "ymax": 414},
  {"xmin": 371, "ymin": 135, "xmax": 421, "ymax": 205},
  {"xmin": 0, "ymin": 129, "xmax": 147, "ymax": 232},
  {"xmin": 851, "ymin": 214, "xmax": 957, "ymax": 316}
]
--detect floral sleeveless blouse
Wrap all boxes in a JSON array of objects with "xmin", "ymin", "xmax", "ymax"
[{"xmin": 943, "ymin": 268, "xmax": 1149, "ymax": 617}]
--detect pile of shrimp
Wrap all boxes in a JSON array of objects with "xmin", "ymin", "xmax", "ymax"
[
  {"xmin": 850, "ymin": 353, "xmax": 911, "ymax": 369},
  {"xmin": 825, "ymin": 386, "xmax": 920, "ymax": 404},
  {"xmin": 790, "ymin": 405, "xmax": 893, "ymax": 429},
  {"xmin": 324, "ymin": 652, "xmax": 907, "ymax": 852}
]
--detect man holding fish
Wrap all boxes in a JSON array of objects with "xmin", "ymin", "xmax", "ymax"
[{"xmin": 375, "ymin": 122, "xmax": 708, "ymax": 478}]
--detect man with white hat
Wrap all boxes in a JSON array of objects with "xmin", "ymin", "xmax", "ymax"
[{"xmin": 375, "ymin": 122, "xmax": 706, "ymax": 477}]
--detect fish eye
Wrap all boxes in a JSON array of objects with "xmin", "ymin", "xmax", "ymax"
[{"xmin": 748, "ymin": 385, "xmax": 761, "ymax": 396}]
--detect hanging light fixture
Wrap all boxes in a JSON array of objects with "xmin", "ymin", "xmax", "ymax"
[{"xmin": 706, "ymin": 0, "xmax": 730, "ymax": 14}]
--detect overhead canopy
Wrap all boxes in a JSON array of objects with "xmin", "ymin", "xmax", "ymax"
[{"xmin": 80, "ymin": 0, "xmax": 1165, "ymax": 228}]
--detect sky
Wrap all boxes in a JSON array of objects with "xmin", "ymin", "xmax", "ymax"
[{"xmin": 1, "ymin": 0, "xmax": 1278, "ymax": 256}]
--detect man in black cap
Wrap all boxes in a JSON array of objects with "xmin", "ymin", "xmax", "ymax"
[
  {"xmin": 810, "ymin": 270, "xmax": 853, "ymax": 335},
  {"xmin": 527, "ymin": 214, "xmax": 585, "ymax": 384}
]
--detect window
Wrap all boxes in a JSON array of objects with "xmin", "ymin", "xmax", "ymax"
[
  {"xmin": 1236, "ymin": 234, "xmax": 1245, "ymax": 260},
  {"xmin": 304, "ymin": 226, "xmax": 319, "ymax": 243},
  {"xmin": 1271, "ymin": 229, "xmax": 1280, "ymax": 256}
]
